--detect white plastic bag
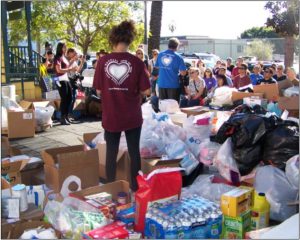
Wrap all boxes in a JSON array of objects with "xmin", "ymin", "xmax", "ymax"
[
  {"xmin": 141, "ymin": 102, "xmax": 154, "ymax": 119},
  {"xmin": 35, "ymin": 106, "xmax": 55, "ymax": 126},
  {"xmin": 211, "ymin": 86, "xmax": 237, "ymax": 106},
  {"xmin": 183, "ymin": 115, "xmax": 210, "ymax": 140},
  {"xmin": 181, "ymin": 174, "xmax": 235, "ymax": 203},
  {"xmin": 2, "ymin": 106, "xmax": 7, "ymax": 128},
  {"xmin": 185, "ymin": 136, "xmax": 202, "ymax": 159},
  {"xmin": 254, "ymin": 166, "xmax": 298, "ymax": 222},
  {"xmin": 180, "ymin": 153, "xmax": 199, "ymax": 175},
  {"xmin": 159, "ymin": 99, "xmax": 180, "ymax": 113},
  {"xmin": 165, "ymin": 139, "xmax": 189, "ymax": 159},
  {"xmin": 283, "ymin": 86, "xmax": 299, "ymax": 97},
  {"xmin": 199, "ymin": 139, "xmax": 221, "ymax": 165},
  {"xmin": 285, "ymin": 155, "xmax": 299, "ymax": 189},
  {"xmin": 213, "ymin": 138, "xmax": 240, "ymax": 183}
]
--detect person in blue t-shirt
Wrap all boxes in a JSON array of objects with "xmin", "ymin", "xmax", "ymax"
[
  {"xmin": 154, "ymin": 38, "xmax": 187, "ymax": 102},
  {"xmin": 250, "ymin": 65, "xmax": 263, "ymax": 85}
]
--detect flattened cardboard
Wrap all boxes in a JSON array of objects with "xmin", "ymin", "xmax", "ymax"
[
  {"xmin": 7, "ymin": 110, "xmax": 35, "ymax": 139},
  {"xmin": 42, "ymin": 145, "xmax": 99, "ymax": 192},
  {"xmin": 278, "ymin": 96, "xmax": 299, "ymax": 111},
  {"xmin": 253, "ymin": 84, "xmax": 279, "ymax": 101},
  {"xmin": 141, "ymin": 158, "xmax": 181, "ymax": 174},
  {"xmin": 231, "ymin": 92, "xmax": 264, "ymax": 102},
  {"xmin": 19, "ymin": 100, "xmax": 51, "ymax": 110},
  {"xmin": 70, "ymin": 180, "xmax": 130, "ymax": 203},
  {"xmin": 83, "ymin": 133, "xmax": 130, "ymax": 182},
  {"xmin": 180, "ymin": 106, "xmax": 209, "ymax": 117}
]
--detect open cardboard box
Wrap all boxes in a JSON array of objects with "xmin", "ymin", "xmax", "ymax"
[
  {"xmin": 19, "ymin": 99, "xmax": 55, "ymax": 110},
  {"xmin": 41, "ymin": 145, "xmax": 99, "ymax": 192},
  {"xmin": 1, "ymin": 159, "xmax": 29, "ymax": 186},
  {"xmin": 253, "ymin": 84, "xmax": 279, "ymax": 101},
  {"xmin": 141, "ymin": 158, "xmax": 182, "ymax": 174},
  {"xmin": 70, "ymin": 180, "xmax": 130, "ymax": 203},
  {"xmin": 1, "ymin": 137, "xmax": 22, "ymax": 158},
  {"xmin": 231, "ymin": 92, "xmax": 264, "ymax": 102},
  {"xmin": 83, "ymin": 133, "xmax": 131, "ymax": 183},
  {"xmin": 3, "ymin": 220, "xmax": 61, "ymax": 239},
  {"xmin": 278, "ymin": 96, "xmax": 299, "ymax": 118}
]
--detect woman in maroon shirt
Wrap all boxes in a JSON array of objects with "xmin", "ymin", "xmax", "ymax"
[
  {"xmin": 54, "ymin": 42, "xmax": 77, "ymax": 125},
  {"xmin": 93, "ymin": 20, "xmax": 151, "ymax": 191}
]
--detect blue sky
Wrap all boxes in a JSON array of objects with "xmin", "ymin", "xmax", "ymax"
[{"xmin": 148, "ymin": 1, "xmax": 271, "ymax": 39}]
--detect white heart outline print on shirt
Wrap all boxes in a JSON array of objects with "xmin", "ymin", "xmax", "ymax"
[
  {"xmin": 105, "ymin": 59, "xmax": 132, "ymax": 85},
  {"xmin": 161, "ymin": 54, "xmax": 173, "ymax": 67}
]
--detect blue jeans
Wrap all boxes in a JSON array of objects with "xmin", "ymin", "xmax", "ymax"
[{"xmin": 179, "ymin": 95, "xmax": 200, "ymax": 108}]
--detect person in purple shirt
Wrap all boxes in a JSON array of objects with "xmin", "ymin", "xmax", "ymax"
[
  {"xmin": 250, "ymin": 65, "xmax": 264, "ymax": 85},
  {"xmin": 203, "ymin": 68, "xmax": 217, "ymax": 94}
]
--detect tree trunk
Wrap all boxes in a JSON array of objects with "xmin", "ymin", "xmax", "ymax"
[
  {"xmin": 148, "ymin": 1, "xmax": 163, "ymax": 57},
  {"xmin": 284, "ymin": 36, "xmax": 295, "ymax": 68},
  {"xmin": 82, "ymin": 44, "xmax": 89, "ymax": 55}
]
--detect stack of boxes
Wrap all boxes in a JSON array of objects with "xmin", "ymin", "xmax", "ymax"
[{"xmin": 221, "ymin": 187, "xmax": 254, "ymax": 239}]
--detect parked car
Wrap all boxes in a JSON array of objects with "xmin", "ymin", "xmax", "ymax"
[{"xmin": 181, "ymin": 52, "xmax": 220, "ymax": 69}]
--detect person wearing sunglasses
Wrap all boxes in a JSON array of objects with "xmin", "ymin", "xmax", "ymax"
[
  {"xmin": 232, "ymin": 57, "xmax": 244, "ymax": 78},
  {"xmin": 233, "ymin": 63, "xmax": 251, "ymax": 89},
  {"xmin": 179, "ymin": 67, "xmax": 206, "ymax": 107},
  {"xmin": 257, "ymin": 68, "xmax": 277, "ymax": 85},
  {"xmin": 273, "ymin": 65, "xmax": 287, "ymax": 82}
]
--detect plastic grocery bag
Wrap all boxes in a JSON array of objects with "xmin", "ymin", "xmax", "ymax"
[
  {"xmin": 180, "ymin": 153, "xmax": 199, "ymax": 175},
  {"xmin": 283, "ymin": 86, "xmax": 299, "ymax": 97},
  {"xmin": 254, "ymin": 166, "xmax": 299, "ymax": 222},
  {"xmin": 183, "ymin": 115, "xmax": 210, "ymax": 140},
  {"xmin": 211, "ymin": 86, "xmax": 237, "ymax": 107},
  {"xmin": 213, "ymin": 138, "xmax": 240, "ymax": 184},
  {"xmin": 44, "ymin": 197, "xmax": 107, "ymax": 239},
  {"xmin": 159, "ymin": 99, "xmax": 180, "ymax": 113},
  {"xmin": 35, "ymin": 106, "xmax": 55, "ymax": 126},
  {"xmin": 165, "ymin": 139, "xmax": 189, "ymax": 159},
  {"xmin": 185, "ymin": 136, "xmax": 202, "ymax": 159},
  {"xmin": 199, "ymin": 139, "xmax": 221, "ymax": 165},
  {"xmin": 181, "ymin": 174, "xmax": 235, "ymax": 203},
  {"xmin": 134, "ymin": 168, "xmax": 183, "ymax": 233},
  {"xmin": 267, "ymin": 102, "xmax": 282, "ymax": 117},
  {"xmin": 2, "ymin": 106, "xmax": 7, "ymax": 128},
  {"xmin": 285, "ymin": 155, "xmax": 299, "ymax": 189}
]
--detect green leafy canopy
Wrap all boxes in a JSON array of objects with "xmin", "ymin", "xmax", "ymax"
[{"xmin": 8, "ymin": 1, "xmax": 145, "ymax": 54}]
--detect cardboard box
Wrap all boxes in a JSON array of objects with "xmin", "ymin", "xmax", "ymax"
[
  {"xmin": 253, "ymin": 84, "xmax": 279, "ymax": 101},
  {"xmin": 243, "ymin": 97, "xmax": 268, "ymax": 109},
  {"xmin": 1, "ymin": 137, "xmax": 22, "ymax": 158},
  {"xmin": 180, "ymin": 106, "xmax": 209, "ymax": 117},
  {"xmin": 231, "ymin": 92, "xmax": 264, "ymax": 102},
  {"xmin": 223, "ymin": 210, "xmax": 251, "ymax": 239},
  {"xmin": 221, "ymin": 188, "xmax": 252, "ymax": 217},
  {"xmin": 141, "ymin": 158, "xmax": 182, "ymax": 174},
  {"xmin": 19, "ymin": 99, "xmax": 53, "ymax": 110},
  {"xmin": 83, "ymin": 133, "xmax": 130, "ymax": 183},
  {"xmin": 41, "ymin": 145, "xmax": 99, "ymax": 192},
  {"xmin": 70, "ymin": 180, "xmax": 130, "ymax": 203},
  {"xmin": 7, "ymin": 109, "xmax": 35, "ymax": 139},
  {"xmin": 9, "ymin": 221, "xmax": 60, "ymax": 239},
  {"xmin": 278, "ymin": 96, "xmax": 299, "ymax": 111},
  {"xmin": 1, "ymin": 159, "xmax": 29, "ymax": 186}
]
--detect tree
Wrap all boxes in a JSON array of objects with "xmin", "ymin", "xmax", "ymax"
[
  {"xmin": 148, "ymin": 1, "xmax": 163, "ymax": 56},
  {"xmin": 245, "ymin": 39, "xmax": 274, "ymax": 61},
  {"xmin": 8, "ymin": 1, "xmax": 144, "ymax": 54},
  {"xmin": 240, "ymin": 26, "xmax": 279, "ymax": 39},
  {"xmin": 265, "ymin": 0, "xmax": 299, "ymax": 67}
]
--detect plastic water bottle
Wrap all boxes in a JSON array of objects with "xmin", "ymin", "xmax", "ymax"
[
  {"xmin": 164, "ymin": 222, "xmax": 177, "ymax": 239},
  {"xmin": 191, "ymin": 216, "xmax": 208, "ymax": 239},
  {"xmin": 181, "ymin": 219, "xmax": 191, "ymax": 239}
]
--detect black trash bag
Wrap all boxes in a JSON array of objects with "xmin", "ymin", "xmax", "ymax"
[
  {"xmin": 231, "ymin": 114, "xmax": 268, "ymax": 148},
  {"xmin": 263, "ymin": 121, "xmax": 299, "ymax": 171},
  {"xmin": 233, "ymin": 144, "xmax": 263, "ymax": 176}
]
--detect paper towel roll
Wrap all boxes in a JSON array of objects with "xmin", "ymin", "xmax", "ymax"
[{"xmin": 12, "ymin": 184, "xmax": 28, "ymax": 212}]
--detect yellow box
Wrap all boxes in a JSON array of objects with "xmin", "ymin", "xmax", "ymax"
[
  {"xmin": 221, "ymin": 187, "xmax": 252, "ymax": 217},
  {"xmin": 239, "ymin": 186, "xmax": 255, "ymax": 207}
]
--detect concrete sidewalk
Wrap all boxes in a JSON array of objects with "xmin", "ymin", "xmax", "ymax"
[{"xmin": 9, "ymin": 117, "xmax": 103, "ymax": 158}]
